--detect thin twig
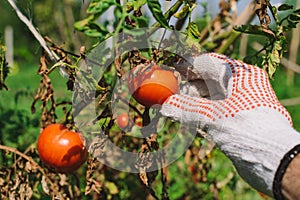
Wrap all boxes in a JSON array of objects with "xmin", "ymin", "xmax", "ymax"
[
  {"xmin": 280, "ymin": 97, "xmax": 300, "ymax": 107},
  {"xmin": 0, "ymin": 144, "xmax": 55, "ymax": 188},
  {"xmin": 6, "ymin": 0, "xmax": 58, "ymax": 61}
]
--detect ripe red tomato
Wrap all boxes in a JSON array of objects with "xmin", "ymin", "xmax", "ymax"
[
  {"xmin": 129, "ymin": 65, "xmax": 179, "ymax": 107},
  {"xmin": 37, "ymin": 124, "xmax": 88, "ymax": 173},
  {"xmin": 116, "ymin": 113, "xmax": 130, "ymax": 130}
]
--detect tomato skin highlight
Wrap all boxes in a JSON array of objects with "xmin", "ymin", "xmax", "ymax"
[
  {"xmin": 129, "ymin": 65, "xmax": 179, "ymax": 107},
  {"xmin": 37, "ymin": 124, "xmax": 88, "ymax": 173}
]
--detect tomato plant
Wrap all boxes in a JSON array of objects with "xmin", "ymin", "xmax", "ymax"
[
  {"xmin": 37, "ymin": 124, "xmax": 88, "ymax": 173},
  {"xmin": 129, "ymin": 64, "xmax": 179, "ymax": 107}
]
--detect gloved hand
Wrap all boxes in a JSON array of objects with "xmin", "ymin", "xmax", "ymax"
[{"xmin": 160, "ymin": 52, "xmax": 300, "ymax": 197}]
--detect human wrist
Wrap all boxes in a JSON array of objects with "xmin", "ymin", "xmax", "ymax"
[{"xmin": 274, "ymin": 144, "xmax": 300, "ymax": 200}]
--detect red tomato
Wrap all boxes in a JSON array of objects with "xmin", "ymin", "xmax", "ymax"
[
  {"xmin": 129, "ymin": 65, "xmax": 179, "ymax": 107},
  {"xmin": 116, "ymin": 113, "xmax": 130, "ymax": 129},
  {"xmin": 37, "ymin": 124, "xmax": 88, "ymax": 173}
]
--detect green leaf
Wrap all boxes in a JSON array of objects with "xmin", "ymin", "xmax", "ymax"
[
  {"xmin": 173, "ymin": 4, "xmax": 189, "ymax": 19},
  {"xmin": 174, "ymin": 3, "xmax": 196, "ymax": 19},
  {"xmin": 0, "ymin": 45, "xmax": 9, "ymax": 90},
  {"xmin": 186, "ymin": 22, "xmax": 201, "ymax": 42},
  {"xmin": 289, "ymin": 13, "xmax": 300, "ymax": 21},
  {"xmin": 266, "ymin": 50, "xmax": 281, "ymax": 78},
  {"xmin": 287, "ymin": 19, "xmax": 298, "ymax": 28},
  {"xmin": 278, "ymin": 4, "xmax": 293, "ymax": 11},
  {"xmin": 274, "ymin": 41, "xmax": 282, "ymax": 51},
  {"xmin": 77, "ymin": 21, "xmax": 109, "ymax": 38},
  {"xmin": 267, "ymin": 59, "xmax": 277, "ymax": 78},
  {"xmin": 84, "ymin": 29, "xmax": 105, "ymax": 38},
  {"xmin": 87, "ymin": 0, "xmax": 116, "ymax": 15},
  {"xmin": 270, "ymin": 52, "xmax": 280, "ymax": 64},
  {"xmin": 74, "ymin": 15, "xmax": 95, "ymax": 31},
  {"xmin": 123, "ymin": 27, "xmax": 147, "ymax": 36},
  {"xmin": 147, "ymin": 0, "xmax": 169, "ymax": 29},
  {"xmin": 135, "ymin": 15, "xmax": 149, "ymax": 27}
]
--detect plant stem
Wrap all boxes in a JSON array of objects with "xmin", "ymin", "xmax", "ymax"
[
  {"xmin": 216, "ymin": 30, "xmax": 241, "ymax": 54},
  {"xmin": 6, "ymin": 0, "xmax": 58, "ymax": 62}
]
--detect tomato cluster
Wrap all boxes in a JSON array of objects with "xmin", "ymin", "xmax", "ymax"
[
  {"xmin": 37, "ymin": 65, "xmax": 178, "ymax": 173},
  {"xmin": 37, "ymin": 124, "xmax": 88, "ymax": 173}
]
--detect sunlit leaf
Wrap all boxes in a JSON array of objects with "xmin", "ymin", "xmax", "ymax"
[
  {"xmin": 268, "ymin": 59, "xmax": 277, "ymax": 78},
  {"xmin": 186, "ymin": 22, "xmax": 201, "ymax": 43},
  {"xmin": 274, "ymin": 41, "xmax": 282, "ymax": 51}
]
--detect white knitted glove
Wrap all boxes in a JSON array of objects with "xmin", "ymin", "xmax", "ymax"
[{"xmin": 160, "ymin": 53, "xmax": 300, "ymax": 197}]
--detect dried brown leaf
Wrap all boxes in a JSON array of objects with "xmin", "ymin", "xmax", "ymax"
[
  {"xmin": 41, "ymin": 175, "xmax": 50, "ymax": 195},
  {"xmin": 58, "ymin": 174, "xmax": 68, "ymax": 186},
  {"xmin": 19, "ymin": 182, "xmax": 33, "ymax": 200},
  {"xmin": 139, "ymin": 172, "xmax": 149, "ymax": 187}
]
